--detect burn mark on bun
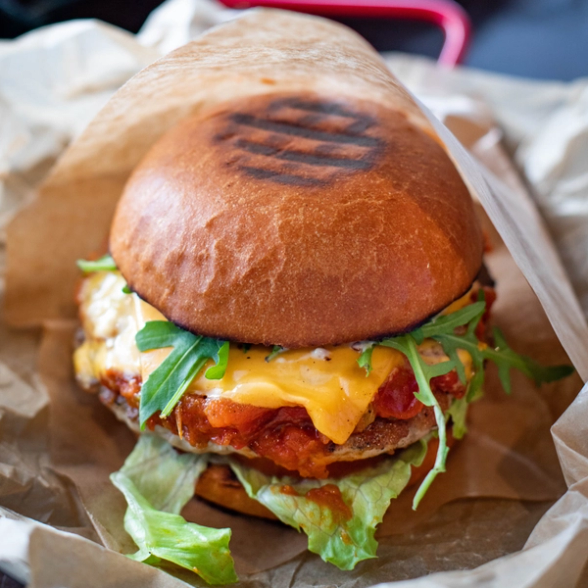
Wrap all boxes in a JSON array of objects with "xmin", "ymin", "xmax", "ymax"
[
  {"xmin": 267, "ymin": 97, "xmax": 376, "ymax": 124},
  {"xmin": 215, "ymin": 97, "xmax": 385, "ymax": 187},
  {"xmin": 234, "ymin": 139, "xmax": 373, "ymax": 170},
  {"xmin": 228, "ymin": 113, "xmax": 381, "ymax": 147},
  {"xmin": 239, "ymin": 166, "xmax": 324, "ymax": 187}
]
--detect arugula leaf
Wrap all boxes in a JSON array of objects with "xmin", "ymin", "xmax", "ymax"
[
  {"xmin": 357, "ymin": 344, "xmax": 375, "ymax": 376},
  {"xmin": 205, "ymin": 341, "xmax": 230, "ymax": 380},
  {"xmin": 136, "ymin": 322, "xmax": 226, "ymax": 428},
  {"xmin": 265, "ymin": 345, "xmax": 286, "ymax": 362},
  {"xmin": 77, "ymin": 254, "xmax": 133, "ymax": 294},
  {"xmin": 111, "ymin": 435, "xmax": 237, "ymax": 585},
  {"xmin": 433, "ymin": 326, "xmax": 574, "ymax": 395},
  {"xmin": 380, "ymin": 335, "xmax": 454, "ymax": 509},
  {"xmin": 356, "ymin": 304, "xmax": 486, "ymax": 377},
  {"xmin": 446, "ymin": 397, "xmax": 468, "ymax": 440},
  {"xmin": 76, "ymin": 254, "xmax": 117, "ymax": 273},
  {"xmin": 466, "ymin": 366, "xmax": 485, "ymax": 403},
  {"xmin": 223, "ymin": 439, "xmax": 427, "ymax": 570},
  {"xmin": 419, "ymin": 302, "xmax": 486, "ymax": 339},
  {"xmin": 365, "ymin": 295, "xmax": 573, "ymax": 509}
]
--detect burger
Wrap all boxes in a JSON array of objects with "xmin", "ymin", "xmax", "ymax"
[{"xmin": 73, "ymin": 92, "xmax": 570, "ymax": 582}]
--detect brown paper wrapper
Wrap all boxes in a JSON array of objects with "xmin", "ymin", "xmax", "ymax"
[{"xmin": 1, "ymin": 8, "xmax": 587, "ymax": 587}]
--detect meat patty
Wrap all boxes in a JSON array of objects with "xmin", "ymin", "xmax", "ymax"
[{"xmin": 94, "ymin": 376, "xmax": 452, "ymax": 478}]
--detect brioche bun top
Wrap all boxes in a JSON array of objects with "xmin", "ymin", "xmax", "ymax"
[{"xmin": 110, "ymin": 93, "xmax": 483, "ymax": 347}]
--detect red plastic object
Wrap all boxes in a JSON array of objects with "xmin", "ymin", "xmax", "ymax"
[{"xmin": 218, "ymin": 0, "xmax": 471, "ymax": 66}]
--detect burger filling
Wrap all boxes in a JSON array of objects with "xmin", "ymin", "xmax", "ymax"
[
  {"xmin": 74, "ymin": 260, "xmax": 572, "ymax": 581},
  {"xmin": 74, "ymin": 270, "xmax": 494, "ymax": 479}
]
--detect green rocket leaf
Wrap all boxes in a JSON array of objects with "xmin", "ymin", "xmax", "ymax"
[
  {"xmin": 76, "ymin": 254, "xmax": 117, "ymax": 273},
  {"xmin": 136, "ymin": 321, "xmax": 227, "ymax": 428}
]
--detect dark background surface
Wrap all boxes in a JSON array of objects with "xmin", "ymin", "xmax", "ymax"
[
  {"xmin": 1, "ymin": 0, "xmax": 588, "ymax": 79},
  {"xmin": 1, "ymin": 0, "xmax": 587, "ymax": 585}
]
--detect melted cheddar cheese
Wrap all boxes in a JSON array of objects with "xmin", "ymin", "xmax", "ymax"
[{"xmin": 75, "ymin": 271, "xmax": 473, "ymax": 445}]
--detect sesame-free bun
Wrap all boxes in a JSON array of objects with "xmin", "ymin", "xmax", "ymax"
[{"xmin": 110, "ymin": 93, "xmax": 483, "ymax": 347}]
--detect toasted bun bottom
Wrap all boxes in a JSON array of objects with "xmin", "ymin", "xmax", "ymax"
[{"xmin": 194, "ymin": 435, "xmax": 451, "ymax": 521}]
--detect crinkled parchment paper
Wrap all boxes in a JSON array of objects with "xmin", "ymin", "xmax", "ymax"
[{"xmin": 1, "ymin": 3, "xmax": 588, "ymax": 587}]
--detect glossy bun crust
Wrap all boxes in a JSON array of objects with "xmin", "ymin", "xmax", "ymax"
[{"xmin": 110, "ymin": 93, "xmax": 483, "ymax": 347}]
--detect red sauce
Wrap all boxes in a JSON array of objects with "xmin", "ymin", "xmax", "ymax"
[
  {"xmin": 204, "ymin": 399, "xmax": 273, "ymax": 435},
  {"xmin": 372, "ymin": 366, "xmax": 422, "ymax": 419},
  {"xmin": 102, "ymin": 370, "xmax": 141, "ymax": 408},
  {"xmin": 305, "ymin": 485, "xmax": 352, "ymax": 523},
  {"xmin": 157, "ymin": 397, "xmax": 330, "ymax": 477},
  {"xmin": 432, "ymin": 370, "xmax": 466, "ymax": 399},
  {"xmin": 250, "ymin": 418, "xmax": 328, "ymax": 477},
  {"xmin": 372, "ymin": 366, "xmax": 466, "ymax": 420},
  {"xmin": 281, "ymin": 483, "xmax": 352, "ymax": 526}
]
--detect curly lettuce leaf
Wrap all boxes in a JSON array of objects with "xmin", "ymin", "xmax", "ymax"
[
  {"xmin": 223, "ymin": 439, "xmax": 427, "ymax": 571},
  {"xmin": 110, "ymin": 435, "xmax": 237, "ymax": 585}
]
